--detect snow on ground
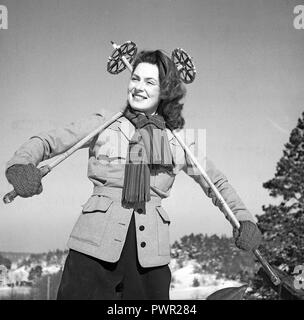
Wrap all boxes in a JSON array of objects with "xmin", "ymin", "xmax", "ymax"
[
  {"xmin": 169, "ymin": 259, "xmax": 244, "ymax": 300},
  {"xmin": 42, "ymin": 264, "xmax": 61, "ymax": 275},
  {"xmin": 0, "ymin": 259, "xmax": 245, "ymax": 300},
  {"xmin": 0, "ymin": 286, "xmax": 31, "ymax": 299}
]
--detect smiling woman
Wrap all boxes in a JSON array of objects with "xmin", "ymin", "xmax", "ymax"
[
  {"xmin": 128, "ymin": 63, "xmax": 161, "ymax": 115},
  {"xmin": 128, "ymin": 50, "xmax": 186, "ymax": 130},
  {"xmin": 4, "ymin": 49, "xmax": 262, "ymax": 300}
]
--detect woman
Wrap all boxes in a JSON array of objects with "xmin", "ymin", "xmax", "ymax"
[{"xmin": 5, "ymin": 50, "xmax": 262, "ymax": 300}]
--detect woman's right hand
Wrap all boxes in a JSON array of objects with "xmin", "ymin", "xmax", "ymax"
[{"xmin": 6, "ymin": 163, "xmax": 43, "ymax": 198}]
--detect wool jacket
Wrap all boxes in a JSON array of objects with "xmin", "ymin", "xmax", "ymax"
[{"xmin": 6, "ymin": 112, "xmax": 256, "ymax": 268}]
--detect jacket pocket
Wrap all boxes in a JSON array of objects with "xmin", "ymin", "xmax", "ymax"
[
  {"xmin": 70, "ymin": 195, "xmax": 114, "ymax": 246},
  {"xmin": 155, "ymin": 206, "xmax": 171, "ymax": 256},
  {"xmin": 82, "ymin": 194, "xmax": 113, "ymax": 213}
]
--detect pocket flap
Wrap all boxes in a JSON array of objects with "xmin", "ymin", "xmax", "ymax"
[
  {"xmin": 82, "ymin": 195, "xmax": 113, "ymax": 213},
  {"xmin": 156, "ymin": 206, "xmax": 171, "ymax": 224}
]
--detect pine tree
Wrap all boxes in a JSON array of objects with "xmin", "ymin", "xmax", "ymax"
[
  {"xmin": 249, "ymin": 112, "xmax": 304, "ymax": 299},
  {"xmin": 0, "ymin": 254, "xmax": 12, "ymax": 270}
]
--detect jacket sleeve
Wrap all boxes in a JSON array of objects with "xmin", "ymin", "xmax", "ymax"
[
  {"xmin": 181, "ymin": 139, "xmax": 256, "ymax": 223},
  {"xmin": 6, "ymin": 113, "xmax": 105, "ymax": 170}
]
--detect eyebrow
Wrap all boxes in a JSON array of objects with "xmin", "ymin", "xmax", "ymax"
[{"xmin": 132, "ymin": 73, "xmax": 158, "ymax": 82}]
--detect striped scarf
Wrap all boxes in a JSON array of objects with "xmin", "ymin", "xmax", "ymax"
[{"xmin": 122, "ymin": 106, "xmax": 173, "ymax": 208}]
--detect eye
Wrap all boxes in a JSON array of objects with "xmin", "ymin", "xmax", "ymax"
[
  {"xmin": 147, "ymin": 80, "xmax": 156, "ymax": 85},
  {"xmin": 131, "ymin": 74, "xmax": 140, "ymax": 81}
]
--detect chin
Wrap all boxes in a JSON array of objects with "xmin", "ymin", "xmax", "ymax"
[
  {"xmin": 130, "ymin": 105, "xmax": 146, "ymax": 112},
  {"xmin": 128, "ymin": 102, "xmax": 158, "ymax": 115},
  {"xmin": 128, "ymin": 102, "xmax": 146, "ymax": 111}
]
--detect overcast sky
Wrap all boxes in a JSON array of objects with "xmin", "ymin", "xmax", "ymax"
[{"xmin": 0, "ymin": 0, "xmax": 303, "ymax": 253}]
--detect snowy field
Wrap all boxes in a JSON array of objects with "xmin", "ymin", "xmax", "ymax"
[
  {"xmin": 169, "ymin": 259, "xmax": 244, "ymax": 300},
  {"xmin": 0, "ymin": 259, "xmax": 245, "ymax": 300}
]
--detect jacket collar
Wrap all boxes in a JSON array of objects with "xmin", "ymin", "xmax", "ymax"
[{"xmin": 111, "ymin": 116, "xmax": 174, "ymax": 142}]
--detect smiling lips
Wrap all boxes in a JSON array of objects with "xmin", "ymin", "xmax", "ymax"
[{"xmin": 132, "ymin": 92, "xmax": 147, "ymax": 101}]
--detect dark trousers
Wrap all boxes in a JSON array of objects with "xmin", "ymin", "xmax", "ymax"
[{"xmin": 57, "ymin": 213, "xmax": 171, "ymax": 300}]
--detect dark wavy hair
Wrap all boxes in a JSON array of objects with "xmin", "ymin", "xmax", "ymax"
[{"xmin": 131, "ymin": 50, "xmax": 186, "ymax": 130}]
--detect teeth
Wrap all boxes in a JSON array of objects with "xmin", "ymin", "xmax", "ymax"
[
  {"xmin": 134, "ymin": 96, "xmax": 144, "ymax": 101},
  {"xmin": 132, "ymin": 94, "xmax": 146, "ymax": 101}
]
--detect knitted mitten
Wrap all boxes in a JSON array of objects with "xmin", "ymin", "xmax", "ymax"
[
  {"xmin": 6, "ymin": 164, "xmax": 43, "ymax": 198},
  {"xmin": 233, "ymin": 220, "xmax": 262, "ymax": 251}
]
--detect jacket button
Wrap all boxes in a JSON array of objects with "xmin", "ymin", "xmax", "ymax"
[
  {"xmin": 137, "ymin": 208, "xmax": 143, "ymax": 214},
  {"xmin": 139, "ymin": 225, "xmax": 145, "ymax": 231},
  {"xmin": 140, "ymin": 242, "xmax": 146, "ymax": 248}
]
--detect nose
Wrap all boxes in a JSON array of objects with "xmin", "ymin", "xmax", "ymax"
[{"xmin": 134, "ymin": 81, "xmax": 145, "ymax": 92}]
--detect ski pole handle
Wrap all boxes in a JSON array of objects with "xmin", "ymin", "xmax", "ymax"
[{"xmin": 2, "ymin": 190, "xmax": 17, "ymax": 204}]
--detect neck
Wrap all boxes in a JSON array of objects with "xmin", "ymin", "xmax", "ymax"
[
  {"xmin": 128, "ymin": 105, "xmax": 158, "ymax": 116},
  {"xmin": 139, "ymin": 110, "xmax": 157, "ymax": 116}
]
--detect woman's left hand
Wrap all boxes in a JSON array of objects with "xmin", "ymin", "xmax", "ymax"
[{"xmin": 233, "ymin": 221, "xmax": 262, "ymax": 251}]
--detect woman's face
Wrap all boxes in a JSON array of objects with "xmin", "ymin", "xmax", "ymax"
[{"xmin": 127, "ymin": 62, "xmax": 161, "ymax": 114}]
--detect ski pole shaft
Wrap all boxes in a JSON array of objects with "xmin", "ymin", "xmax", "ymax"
[{"xmin": 172, "ymin": 130, "xmax": 281, "ymax": 286}]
